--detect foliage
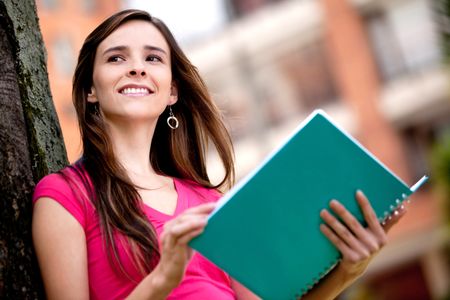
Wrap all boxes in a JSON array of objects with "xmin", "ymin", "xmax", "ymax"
[
  {"xmin": 431, "ymin": 0, "xmax": 450, "ymax": 220},
  {"xmin": 430, "ymin": 131, "xmax": 450, "ymax": 300},
  {"xmin": 430, "ymin": 132, "xmax": 450, "ymax": 222},
  {"xmin": 434, "ymin": 0, "xmax": 450, "ymax": 64}
]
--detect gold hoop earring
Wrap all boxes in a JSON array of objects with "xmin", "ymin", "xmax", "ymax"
[{"xmin": 167, "ymin": 106, "xmax": 179, "ymax": 129}]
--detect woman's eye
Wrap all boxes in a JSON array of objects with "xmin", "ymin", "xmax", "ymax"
[
  {"xmin": 147, "ymin": 55, "xmax": 162, "ymax": 63},
  {"xmin": 107, "ymin": 56, "xmax": 124, "ymax": 63}
]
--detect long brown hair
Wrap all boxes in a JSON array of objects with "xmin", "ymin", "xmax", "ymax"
[{"xmin": 69, "ymin": 9, "xmax": 235, "ymax": 276}]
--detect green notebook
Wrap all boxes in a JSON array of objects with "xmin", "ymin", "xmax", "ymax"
[{"xmin": 189, "ymin": 110, "xmax": 428, "ymax": 300}]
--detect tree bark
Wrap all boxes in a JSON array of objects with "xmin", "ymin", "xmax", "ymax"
[{"xmin": 0, "ymin": 0, "xmax": 68, "ymax": 298}]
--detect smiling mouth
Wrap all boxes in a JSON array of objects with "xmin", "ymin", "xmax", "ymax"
[{"xmin": 119, "ymin": 87, "xmax": 152, "ymax": 96}]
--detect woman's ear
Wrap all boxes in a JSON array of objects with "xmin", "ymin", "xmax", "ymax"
[
  {"xmin": 169, "ymin": 82, "xmax": 178, "ymax": 105},
  {"xmin": 87, "ymin": 87, "xmax": 98, "ymax": 103}
]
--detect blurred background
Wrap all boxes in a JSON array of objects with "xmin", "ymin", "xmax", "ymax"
[{"xmin": 36, "ymin": 0, "xmax": 449, "ymax": 299}]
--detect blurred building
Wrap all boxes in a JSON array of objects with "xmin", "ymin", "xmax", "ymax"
[
  {"xmin": 186, "ymin": 0, "xmax": 449, "ymax": 299},
  {"xmin": 37, "ymin": 0, "xmax": 449, "ymax": 299},
  {"xmin": 36, "ymin": 0, "xmax": 121, "ymax": 161}
]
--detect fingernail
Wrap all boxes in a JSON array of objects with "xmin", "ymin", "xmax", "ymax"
[{"xmin": 330, "ymin": 199, "xmax": 339, "ymax": 206}]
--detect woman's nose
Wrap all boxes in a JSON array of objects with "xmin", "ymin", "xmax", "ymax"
[
  {"xmin": 129, "ymin": 68, "xmax": 146, "ymax": 77},
  {"xmin": 128, "ymin": 59, "xmax": 147, "ymax": 77}
]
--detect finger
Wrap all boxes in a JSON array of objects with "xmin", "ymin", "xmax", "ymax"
[
  {"xmin": 320, "ymin": 224, "xmax": 357, "ymax": 259},
  {"xmin": 173, "ymin": 217, "xmax": 206, "ymax": 233},
  {"xmin": 162, "ymin": 217, "xmax": 207, "ymax": 247},
  {"xmin": 382, "ymin": 204, "xmax": 407, "ymax": 232},
  {"xmin": 169, "ymin": 216, "xmax": 207, "ymax": 237},
  {"xmin": 163, "ymin": 202, "xmax": 215, "ymax": 235},
  {"xmin": 177, "ymin": 227, "xmax": 206, "ymax": 245},
  {"xmin": 182, "ymin": 202, "xmax": 216, "ymax": 215},
  {"xmin": 161, "ymin": 203, "xmax": 216, "ymax": 249},
  {"xmin": 170, "ymin": 212, "xmax": 209, "ymax": 226},
  {"xmin": 329, "ymin": 200, "xmax": 380, "ymax": 253},
  {"xmin": 320, "ymin": 209, "xmax": 368, "ymax": 255},
  {"xmin": 355, "ymin": 191, "xmax": 386, "ymax": 240}
]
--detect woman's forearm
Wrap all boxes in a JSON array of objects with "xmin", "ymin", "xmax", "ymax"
[{"xmin": 301, "ymin": 263, "xmax": 360, "ymax": 300}]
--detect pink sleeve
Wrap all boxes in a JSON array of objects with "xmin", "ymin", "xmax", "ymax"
[{"xmin": 33, "ymin": 173, "xmax": 87, "ymax": 228}]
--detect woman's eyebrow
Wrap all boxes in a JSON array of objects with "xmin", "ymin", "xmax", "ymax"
[
  {"xmin": 103, "ymin": 45, "xmax": 128, "ymax": 55},
  {"xmin": 102, "ymin": 45, "xmax": 167, "ymax": 56},
  {"xmin": 143, "ymin": 45, "xmax": 167, "ymax": 55}
]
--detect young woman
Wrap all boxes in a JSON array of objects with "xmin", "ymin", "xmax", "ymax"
[{"xmin": 32, "ymin": 9, "xmax": 405, "ymax": 300}]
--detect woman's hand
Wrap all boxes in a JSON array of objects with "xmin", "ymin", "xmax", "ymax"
[
  {"xmin": 153, "ymin": 202, "xmax": 216, "ymax": 291},
  {"xmin": 127, "ymin": 202, "xmax": 216, "ymax": 300},
  {"xmin": 319, "ymin": 190, "xmax": 406, "ymax": 280}
]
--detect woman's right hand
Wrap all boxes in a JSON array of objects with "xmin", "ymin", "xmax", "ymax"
[{"xmin": 153, "ymin": 202, "xmax": 216, "ymax": 290}]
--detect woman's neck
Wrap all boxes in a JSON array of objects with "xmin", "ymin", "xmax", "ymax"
[{"xmin": 105, "ymin": 118, "xmax": 157, "ymax": 178}]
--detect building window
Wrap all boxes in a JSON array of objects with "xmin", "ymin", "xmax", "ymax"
[
  {"xmin": 366, "ymin": 11, "xmax": 407, "ymax": 81},
  {"xmin": 277, "ymin": 41, "xmax": 338, "ymax": 111},
  {"xmin": 365, "ymin": 0, "xmax": 441, "ymax": 81},
  {"xmin": 401, "ymin": 112, "xmax": 450, "ymax": 181},
  {"xmin": 52, "ymin": 36, "xmax": 75, "ymax": 77}
]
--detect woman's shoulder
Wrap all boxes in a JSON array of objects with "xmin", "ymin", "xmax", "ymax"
[
  {"xmin": 33, "ymin": 164, "xmax": 94, "ymax": 227},
  {"xmin": 34, "ymin": 167, "xmax": 73, "ymax": 198},
  {"xmin": 34, "ymin": 165, "xmax": 86, "ymax": 199}
]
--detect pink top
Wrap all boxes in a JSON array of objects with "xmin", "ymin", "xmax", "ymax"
[{"xmin": 33, "ymin": 168, "xmax": 236, "ymax": 300}]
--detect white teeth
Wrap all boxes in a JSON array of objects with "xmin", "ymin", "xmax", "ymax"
[{"xmin": 121, "ymin": 87, "xmax": 150, "ymax": 95}]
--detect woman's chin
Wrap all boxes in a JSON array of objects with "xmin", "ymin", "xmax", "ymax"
[{"xmin": 103, "ymin": 111, "xmax": 162, "ymax": 124}]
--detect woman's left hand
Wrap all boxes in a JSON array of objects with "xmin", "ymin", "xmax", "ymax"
[{"xmin": 319, "ymin": 190, "xmax": 406, "ymax": 279}]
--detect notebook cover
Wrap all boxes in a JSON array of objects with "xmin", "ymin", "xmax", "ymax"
[{"xmin": 189, "ymin": 110, "xmax": 428, "ymax": 300}]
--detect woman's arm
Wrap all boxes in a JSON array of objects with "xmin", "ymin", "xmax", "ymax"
[
  {"xmin": 32, "ymin": 197, "xmax": 89, "ymax": 299},
  {"xmin": 301, "ymin": 190, "xmax": 406, "ymax": 300},
  {"xmin": 33, "ymin": 197, "xmax": 216, "ymax": 300}
]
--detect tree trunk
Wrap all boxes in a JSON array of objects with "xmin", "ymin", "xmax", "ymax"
[{"xmin": 0, "ymin": 0, "xmax": 68, "ymax": 298}]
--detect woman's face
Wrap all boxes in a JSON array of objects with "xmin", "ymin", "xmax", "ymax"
[{"xmin": 89, "ymin": 20, "xmax": 177, "ymax": 124}]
